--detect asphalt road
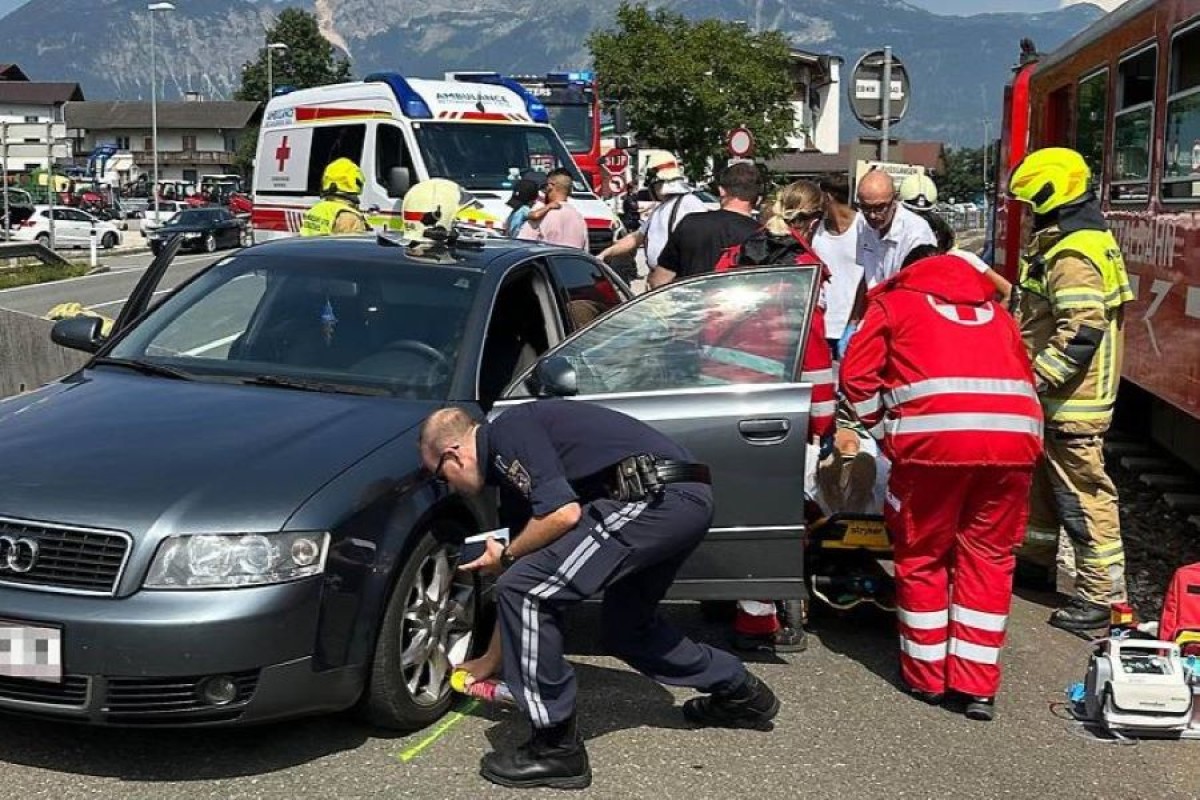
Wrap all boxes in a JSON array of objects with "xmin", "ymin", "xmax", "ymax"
[
  {"xmin": 1, "ymin": 591, "xmax": 1197, "ymax": 799},
  {"xmin": 0, "ymin": 250, "xmax": 226, "ymax": 318}
]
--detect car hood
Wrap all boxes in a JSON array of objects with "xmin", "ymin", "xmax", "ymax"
[
  {"xmin": 0, "ymin": 371, "xmax": 432, "ymax": 538},
  {"xmin": 152, "ymin": 222, "xmax": 215, "ymax": 234}
]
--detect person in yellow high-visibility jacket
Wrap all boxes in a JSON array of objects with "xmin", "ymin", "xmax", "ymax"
[
  {"xmin": 300, "ymin": 158, "xmax": 369, "ymax": 236},
  {"xmin": 1008, "ymin": 147, "xmax": 1134, "ymax": 632}
]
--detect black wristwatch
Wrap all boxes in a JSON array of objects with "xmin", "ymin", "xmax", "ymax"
[{"xmin": 500, "ymin": 545, "xmax": 517, "ymax": 569}]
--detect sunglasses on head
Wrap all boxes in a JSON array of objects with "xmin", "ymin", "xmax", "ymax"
[{"xmin": 785, "ymin": 209, "xmax": 824, "ymax": 223}]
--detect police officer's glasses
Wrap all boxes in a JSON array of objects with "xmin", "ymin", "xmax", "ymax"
[{"xmin": 432, "ymin": 445, "xmax": 459, "ymax": 485}]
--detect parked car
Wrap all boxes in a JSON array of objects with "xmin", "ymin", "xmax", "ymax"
[
  {"xmin": 139, "ymin": 200, "xmax": 190, "ymax": 232},
  {"xmin": 146, "ymin": 207, "xmax": 247, "ymax": 254},
  {"xmin": 0, "ymin": 234, "xmax": 819, "ymax": 728},
  {"xmin": 0, "ymin": 188, "xmax": 35, "ymax": 236},
  {"xmin": 10, "ymin": 205, "xmax": 122, "ymax": 249}
]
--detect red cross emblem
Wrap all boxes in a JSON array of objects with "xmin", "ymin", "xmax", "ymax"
[{"xmin": 275, "ymin": 136, "xmax": 291, "ymax": 172}]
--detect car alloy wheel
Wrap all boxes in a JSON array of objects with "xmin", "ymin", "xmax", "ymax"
[
  {"xmin": 361, "ymin": 522, "xmax": 480, "ymax": 730},
  {"xmin": 35, "ymin": 233, "xmax": 50, "ymax": 248},
  {"xmin": 400, "ymin": 545, "xmax": 475, "ymax": 707},
  {"xmin": 204, "ymin": 233, "xmax": 217, "ymax": 253}
]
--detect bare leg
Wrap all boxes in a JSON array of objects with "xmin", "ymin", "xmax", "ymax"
[{"xmin": 456, "ymin": 622, "xmax": 502, "ymax": 685}]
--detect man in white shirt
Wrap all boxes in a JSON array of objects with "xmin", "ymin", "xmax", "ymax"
[
  {"xmin": 812, "ymin": 174, "xmax": 864, "ymax": 353},
  {"xmin": 854, "ymin": 169, "xmax": 935, "ymax": 288},
  {"xmin": 598, "ymin": 162, "xmax": 705, "ymax": 276}
]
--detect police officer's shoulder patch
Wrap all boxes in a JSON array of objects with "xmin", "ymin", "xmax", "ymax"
[{"xmin": 494, "ymin": 454, "xmax": 532, "ymax": 497}]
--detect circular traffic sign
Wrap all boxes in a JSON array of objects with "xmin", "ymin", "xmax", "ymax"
[
  {"xmin": 727, "ymin": 127, "xmax": 755, "ymax": 158},
  {"xmin": 607, "ymin": 174, "xmax": 627, "ymax": 195},
  {"xmin": 849, "ymin": 49, "xmax": 911, "ymax": 131},
  {"xmin": 600, "ymin": 148, "xmax": 629, "ymax": 174}
]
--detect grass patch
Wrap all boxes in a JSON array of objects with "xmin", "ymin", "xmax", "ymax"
[{"xmin": 0, "ymin": 261, "xmax": 90, "ymax": 290}]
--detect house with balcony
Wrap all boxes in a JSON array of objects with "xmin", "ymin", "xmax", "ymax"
[
  {"xmin": 64, "ymin": 96, "xmax": 260, "ymax": 185},
  {"xmin": 0, "ymin": 63, "xmax": 84, "ymax": 175},
  {"xmin": 784, "ymin": 48, "xmax": 842, "ymax": 155}
]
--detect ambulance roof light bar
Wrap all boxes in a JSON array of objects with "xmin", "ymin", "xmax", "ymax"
[{"xmin": 365, "ymin": 72, "xmax": 433, "ymax": 119}]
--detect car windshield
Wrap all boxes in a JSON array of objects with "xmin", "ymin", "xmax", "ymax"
[
  {"xmin": 167, "ymin": 209, "xmax": 220, "ymax": 226},
  {"xmin": 545, "ymin": 104, "xmax": 594, "ymax": 153},
  {"xmin": 412, "ymin": 122, "xmax": 590, "ymax": 194},
  {"xmin": 108, "ymin": 253, "xmax": 481, "ymax": 400}
]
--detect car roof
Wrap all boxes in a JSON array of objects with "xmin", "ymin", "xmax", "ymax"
[{"xmin": 239, "ymin": 233, "xmax": 586, "ymax": 273}]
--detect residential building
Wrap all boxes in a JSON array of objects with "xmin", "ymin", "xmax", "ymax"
[
  {"xmin": 786, "ymin": 49, "xmax": 842, "ymax": 155},
  {"xmin": 766, "ymin": 140, "xmax": 948, "ymax": 185},
  {"xmin": 0, "ymin": 63, "xmax": 83, "ymax": 174},
  {"xmin": 64, "ymin": 97, "xmax": 260, "ymax": 185}
]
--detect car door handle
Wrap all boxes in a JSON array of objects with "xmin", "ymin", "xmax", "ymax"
[{"xmin": 738, "ymin": 418, "xmax": 790, "ymax": 443}]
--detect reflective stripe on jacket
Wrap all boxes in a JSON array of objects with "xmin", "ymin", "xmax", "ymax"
[
  {"xmin": 841, "ymin": 254, "xmax": 1043, "ymax": 467},
  {"xmin": 300, "ymin": 198, "xmax": 368, "ymax": 237},
  {"xmin": 1017, "ymin": 227, "xmax": 1131, "ymax": 433}
]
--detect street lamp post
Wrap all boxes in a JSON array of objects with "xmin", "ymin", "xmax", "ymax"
[
  {"xmin": 148, "ymin": 1, "xmax": 175, "ymax": 222},
  {"xmin": 266, "ymin": 42, "xmax": 289, "ymax": 101}
]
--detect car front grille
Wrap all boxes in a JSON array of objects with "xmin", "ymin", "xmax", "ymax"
[
  {"xmin": 0, "ymin": 518, "xmax": 131, "ymax": 595},
  {"xmin": 0, "ymin": 675, "xmax": 89, "ymax": 707}
]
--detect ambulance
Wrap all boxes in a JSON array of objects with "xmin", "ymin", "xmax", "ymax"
[{"xmin": 251, "ymin": 72, "xmax": 622, "ymax": 252}]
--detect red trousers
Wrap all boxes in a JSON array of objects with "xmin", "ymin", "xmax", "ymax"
[{"xmin": 884, "ymin": 464, "xmax": 1033, "ymax": 698}]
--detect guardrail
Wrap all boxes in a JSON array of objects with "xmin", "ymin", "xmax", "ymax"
[{"xmin": 0, "ymin": 241, "xmax": 73, "ymax": 268}]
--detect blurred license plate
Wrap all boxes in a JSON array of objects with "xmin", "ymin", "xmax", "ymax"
[
  {"xmin": 841, "ymin": 520, "xmax": 890, "ymax": 549},
  {"xmin": 0, "ymin": 621, "xmax": 62, "ymax": 683}
]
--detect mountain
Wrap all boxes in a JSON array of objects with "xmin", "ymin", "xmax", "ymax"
[{"xmin": 0, "ymin": 0, "xmax": 1103, "ymax": 146}]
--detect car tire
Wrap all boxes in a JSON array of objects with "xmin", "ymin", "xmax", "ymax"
[
  {"xmin": 203, "ymin": 233, "xmax": 217, "ymax": 253},
  {"xmin": 35, "ymin": 233, "xmax": 50, "ymax": 248},
  {"xmin": 101, "ymin": 232, "xmax": 117, "ymax": 250},
  {"xmin": 360, "ymin": 520, "xmax": 480, "ymax": 730}
]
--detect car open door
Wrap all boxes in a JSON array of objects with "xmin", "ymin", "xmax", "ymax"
[
  {"xmin": 494, "ymin": 266, "xmax": 821, "ymax": 601},
  {"xmin": 109, "ymin": 235, "xmax": 184, "ymax": 337}
]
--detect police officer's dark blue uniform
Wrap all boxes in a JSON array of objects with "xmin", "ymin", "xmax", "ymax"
[{"xmin": 474, "ymin": 399, "xmax": 779, "ymax": 789}]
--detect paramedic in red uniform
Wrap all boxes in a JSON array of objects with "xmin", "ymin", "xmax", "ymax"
[{"xmin": 840, "ymin": 250, "xmax": 1043, "ymax": 721}]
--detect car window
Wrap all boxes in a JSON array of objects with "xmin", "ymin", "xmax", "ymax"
[
  {"xmin": 110, "ymin": 254, "xmax": 483, "ymax": 400},
  {"xmin": 508, "ymin": 267, "xmax": 818, "ymax": 397},
  {"xmin": 549, "ymin": 255, "xmax": 623, "ymax": 331}
]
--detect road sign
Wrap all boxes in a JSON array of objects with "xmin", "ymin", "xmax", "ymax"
[
  {"xmin": 607, "ymin": 174, "xmax": 627, "ymax": 195},
  {"xmin": 849, "ymin": 49, "xmax": 911, "ymax": 131},
  {"xmin": 727, "ymin": 127, "xmax": 755, "ymax": 158},
  {"xmin": 600, "ymin": 148, "xmax": 629, "ymax": 174}
]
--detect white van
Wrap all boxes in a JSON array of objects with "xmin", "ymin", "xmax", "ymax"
[{"xmin": 252, "ymin": 72, "xmax": 621, "ymax": 252}]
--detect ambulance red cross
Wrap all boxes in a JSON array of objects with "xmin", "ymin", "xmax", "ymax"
[{"xmin": 252, "ymin": 72, "xmax": 622, "ymax": 253}]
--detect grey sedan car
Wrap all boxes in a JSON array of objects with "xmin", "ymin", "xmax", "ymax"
[{"xmin": 0, "ymin": 233, "xmax": 818, "ymax": 729}]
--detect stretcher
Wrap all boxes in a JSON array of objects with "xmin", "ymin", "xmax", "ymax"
[{"xmin": 805, "ymin": 512, "xmax": 896, "ymax": 615}]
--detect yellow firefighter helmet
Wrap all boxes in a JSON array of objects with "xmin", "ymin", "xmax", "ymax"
[{"xmin": 1007, "ymin": 147, "xmax": 1091, "ymax": 215}]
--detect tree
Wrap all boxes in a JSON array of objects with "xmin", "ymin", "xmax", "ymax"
[
  {"xmin": 233, "ymin": 8, "xmax": 352, "ymax": 176},
  {"xmin": 939, "ymin": 143, "xmax": 999, "ymax": 205},
  {"xmin": 589, "ymin": 3, "xmax": 796, "ymax": 179}
]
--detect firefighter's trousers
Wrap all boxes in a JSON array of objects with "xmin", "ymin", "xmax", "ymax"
[
  {"xmin": 1022, "ymin": 430, "xmax": 1126, "ymax": 604},
  {"xmin": 887, "ymin": 464, "xmax": 1033, "ymax": 698}
]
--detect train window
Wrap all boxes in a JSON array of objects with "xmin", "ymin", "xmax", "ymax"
[
  {"xmin": 1163, "ymin": 22, "xmax": 1200, "ymax": 202},
  {"xmin": 1075, "ymin": 70, "xmax": 1108, "ymax": 178},
  {"xmin": 1112, "ymin": 45, "xmax": 1156, "ymax": 203}
]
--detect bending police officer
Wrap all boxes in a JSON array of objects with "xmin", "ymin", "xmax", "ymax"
[
  {"xmin": 1008, "ymin": 147, "xmax": 1134, "ymax": 631},
  {"xmin": 419, "ymin": 402, "xmax": 779, "ymax": 790}
]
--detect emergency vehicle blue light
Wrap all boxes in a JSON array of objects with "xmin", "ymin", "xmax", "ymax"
[
  {"xmin": 365, "ymin": 72, "xmax": 433, "ymax": 119},
  {"xmin": 272, "ymin": 85, "xmax": 295, "ymax": 97}
]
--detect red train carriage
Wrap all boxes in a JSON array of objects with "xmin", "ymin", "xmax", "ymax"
[{"xmin": 994, "ymin": 0, "xmax": 1200, "ymax": 468}]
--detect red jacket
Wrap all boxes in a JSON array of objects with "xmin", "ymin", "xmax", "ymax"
[
  {"xmin": 840, "ymin": 253, "xmax": 1042, "ymax": 467},
  {"xmin": 702, "ymin": 228, "xmax": 835, "ymax": 438}
]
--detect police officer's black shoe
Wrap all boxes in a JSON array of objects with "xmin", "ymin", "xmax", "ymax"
[
  {"xmin": 1048, "ymin": 596, "xmax": 1109, "ymax": 632},
  {"xmin": 682, "ymin": 672, "xmax": 780, "ymax": 730},
  {"xmin": 479, "ymin": 714, "xmax": 591, "ymax": 790}
]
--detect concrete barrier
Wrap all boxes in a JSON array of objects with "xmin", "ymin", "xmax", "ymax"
[{"xmin": 0, "ymin": 308, "xmax": 88, "ymax": 398}]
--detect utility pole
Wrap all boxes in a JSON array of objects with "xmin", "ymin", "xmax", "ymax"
[
  {"xmin": 46, "ymin": 121, "xmax": 56, "ymax": 249},
  {"xmin": 1, "ymin": 121, "xmax": 9, "ymax": 240},
  {"xmin": 881, "ymin": 46, "xmax": 892, "ymax": 162}
]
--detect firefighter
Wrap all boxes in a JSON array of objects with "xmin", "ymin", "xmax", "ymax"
[
  {"xmin": 841, "ymin": 251, "xmax": 1043, "ymax": 720},
  {"xmin": 1007, "ymin": 146, "xmax": 1135, "ymax": 631},
  {"xmin": 299, "ymin": 157, "xmax": 369, "ymax": 236}
]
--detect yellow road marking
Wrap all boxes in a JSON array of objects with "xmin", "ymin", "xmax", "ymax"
[{"xmin": 395, "ymin": 699, "xmax": 480, "ymax": 763}]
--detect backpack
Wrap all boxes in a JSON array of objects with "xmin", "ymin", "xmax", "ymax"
[
  {"xmin": 714, "ymin": 225, "xmax": 823, "ymax": 273},
  {"xmin": 1160, "ymin": 562, "xmax": 1200, "ymax": 654}
]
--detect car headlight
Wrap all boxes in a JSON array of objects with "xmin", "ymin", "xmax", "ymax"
[{"xmin": 144, "ymin": 532, "xmax": 329, "ymax": 589}]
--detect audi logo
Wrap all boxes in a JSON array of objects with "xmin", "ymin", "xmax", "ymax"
[{"xmin": 0, "ymin": 535, "xmax": 39, "ymax": 573}]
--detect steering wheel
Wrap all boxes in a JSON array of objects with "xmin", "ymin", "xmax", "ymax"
[{"xmin": 375, "ymin": 339, "xmax": 450, "ymax": 370}]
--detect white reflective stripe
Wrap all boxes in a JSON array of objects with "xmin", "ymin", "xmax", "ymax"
[
  {"xmin": 885, "ymin": 413, "xmax": 1042, "ymax": 436},
  {"xmin": 810, "ymin": 400, "xmax": 837, "ymax": 417},
  {"xmin": 897, "ymin": 607, "xmax": 948, "ymax": 630},
  {"xmin": 900, "ymin": 636, "xmax": 947, "ymax": 663},
  {"xmin": 801, "ymin": 368, "xmax": 834, "ymax": 384},
  {"xmin": 951, "ymin": 605, "xmax": 1007, "ymax": 633},
  {"xmin": 949, "ymin": 637, "xmax": 1001, "ymax": 665},
  {"xmin": 852, "ymin": 395, "xmax": 882, "ymax": 417},
  {"xmin": 885, "ymin": 378, "xmax": 1037, "ymax": 407},
  {"xmin": 1026, "ymin": 528, "xmax": 1058, "ymax": 543}
]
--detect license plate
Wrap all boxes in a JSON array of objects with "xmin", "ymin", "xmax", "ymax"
[
  {"xmin": 0, "ymin": 621, "xmax": 62, "ymax": 683},
  {"xmin": 841, "ymin": 520, "xmax": 890, "ymax": 549}
]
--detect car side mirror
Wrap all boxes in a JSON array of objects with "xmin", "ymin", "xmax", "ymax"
[
  {"xmin": 51, "ymin": 315, "xmax": 105, "ymax": 353},
  {"xmin": 386, "ymin": 167, "xmax": 412, "ymax": 199},
  {"xmin": 526, "ymin": 355, "xmax": 579, "ymax": 398}
]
